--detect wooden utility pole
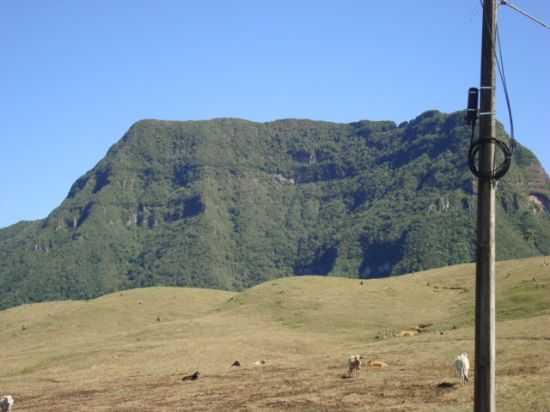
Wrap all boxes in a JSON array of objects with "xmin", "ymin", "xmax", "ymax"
[{"xmin": 475, "ymin": 0, "xmax": 497, "ymax": 411}]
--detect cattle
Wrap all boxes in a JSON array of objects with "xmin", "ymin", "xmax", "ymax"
[
  {"xmin": 0, "ymin": 395, "xmax": 14, "ymax": 412},
  {"xmin": 367, "ymin": 359, "xmax": 388, "ymax": 368},
  {"xmin": 347, "ymin": 355, "xmax": 362, "ymax": 377},
  {"xmin": 454, "ymin": 352, "xmax": 470, "ymax": 384},
  {"xmin": 399, "ymin": 330, "xmax": 418, "ymax": 337},
  {"xmin": 182, "ymin": 371, "xmax": 200, "ymax": 381}
]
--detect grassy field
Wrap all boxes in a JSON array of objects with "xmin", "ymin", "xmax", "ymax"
[{"xmin": 1, "ymin": 256, "xmax": 549, "ymax": 411}]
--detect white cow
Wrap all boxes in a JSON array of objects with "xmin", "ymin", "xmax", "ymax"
[
  {"xmin": 0, "ymin": 395, "xmax": 14, "ymax": 412},
  {"xmin": 454, "ymin": 352, "xmax": 470, "ymax": 384},
  {"xmin": 347, "ymin": 354, "xmax": 362, "ymax": 377}
]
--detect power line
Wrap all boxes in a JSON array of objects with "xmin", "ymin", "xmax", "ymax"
[
  {"xmin": 478, "ymin": 0, "xmax": 516, "ymax": 152},
  {"xmin": 473, "ymin": 0, "xmax": 515, "ymax": 179},
  {"xmin": 495, "ymin": 26, "xmax": 516, "ymax": 152},
  {"xmin": 500, "ymin": 0, "xmax": 550, "ymax": 30}
]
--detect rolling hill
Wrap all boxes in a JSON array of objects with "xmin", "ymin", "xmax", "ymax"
[{"xmin": 0, "ymin": 256, "xmax": 548, "ymax": 411}]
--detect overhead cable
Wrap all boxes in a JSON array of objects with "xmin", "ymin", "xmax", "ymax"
[
  {"xmin": 500, "ymin": 0, "xmax": 550, "ymax": 30},
  {"xmin": 468, "ymin": 1, "xmax": 515, "ymax": 180}
]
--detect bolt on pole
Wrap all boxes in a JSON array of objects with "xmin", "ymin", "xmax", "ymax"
[{"xmin": 474, "ymin": 0, "xmax": 497, "ymax": 411}]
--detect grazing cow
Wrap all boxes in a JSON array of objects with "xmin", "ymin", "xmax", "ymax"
[
  {"xmin": 454, "ymin": 352, "xmax": 470, "ymax": 384},
  {"xmin": 0, "ymin": 395, "xmax": 14, "ymax": 412},
  {"xmin": 347, "ymin": 355, "xmax": 362, "ymax": 377},
  {"xmin": 182, "ymin": 371, "xmax": 200, "ymax": 381},
  {"xmin": 367, "ymin": 359, "xmax": 388, "ymax": 368}
]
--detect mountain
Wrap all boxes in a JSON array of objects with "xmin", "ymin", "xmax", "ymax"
[{"xmin": 1, "ymin": 110, "xmax": 549, "ymax": 309}]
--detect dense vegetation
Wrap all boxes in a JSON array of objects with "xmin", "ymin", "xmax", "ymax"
[{"xmin": 1, "ymin": 110, "xmax": 549, "ymax": 309}]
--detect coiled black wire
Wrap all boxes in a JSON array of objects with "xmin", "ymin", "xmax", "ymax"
[{"xmin": 468, "ymin": 136, "xmax": 513, "ymax": 180}]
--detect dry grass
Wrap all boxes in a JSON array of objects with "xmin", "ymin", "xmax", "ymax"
[{"xmin": 1, "ymin": 256, "xmax": 549, "ymax": 411}]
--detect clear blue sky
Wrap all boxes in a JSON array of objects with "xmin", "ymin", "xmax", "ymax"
[{"xmin": 1, "ymin": 1, "xmax": 548, "ymax": 229}]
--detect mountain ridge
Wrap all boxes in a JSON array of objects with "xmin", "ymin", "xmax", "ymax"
[{"xmin": 1, "ymin": 109, "xmax": 549, "ymax": 309}]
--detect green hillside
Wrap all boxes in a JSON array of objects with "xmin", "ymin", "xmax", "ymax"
[{"xmin": 1, "ymin": 110, "xmax": 549, "ymax": 309}]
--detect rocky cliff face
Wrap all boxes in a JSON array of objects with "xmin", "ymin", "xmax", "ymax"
[{"xmin": 1, "ymin": 110, "xmax": 549, "ymax": 309}]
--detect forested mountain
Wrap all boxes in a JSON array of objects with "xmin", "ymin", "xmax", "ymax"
[{"xmin": 1, "ymin": 110, "xmax": 549, "ymax": 309}]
